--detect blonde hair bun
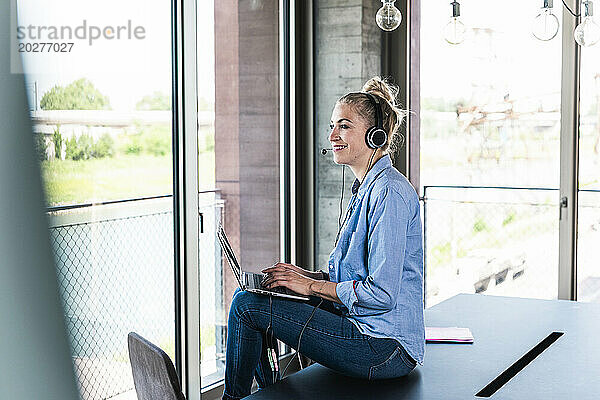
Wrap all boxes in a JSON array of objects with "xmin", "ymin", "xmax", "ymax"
[
  {"xmin": 337, "ymin": 76, "xmax": 407, "ymax": 154},
  {"xmin": 361, "ymin": 76, "xmax": 399, "ymax": 106}
]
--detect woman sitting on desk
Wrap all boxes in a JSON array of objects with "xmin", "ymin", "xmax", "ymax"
[{"xmin": 222, "ymin": 76, "xmax": 424, "ymax": 400}]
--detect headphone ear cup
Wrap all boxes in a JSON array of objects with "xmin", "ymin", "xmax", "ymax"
[{"xmin": 365, "ymin": 127, "xmax": 387, "ymax": 149}]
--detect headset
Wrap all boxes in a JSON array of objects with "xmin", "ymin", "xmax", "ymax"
[
  {"xmin": 322, "ymin": 91, "xmax": 388, "ymax": 154},
  {"xmin": 358, "ymin": 91, "xmax": 388, "ymax": 150}
]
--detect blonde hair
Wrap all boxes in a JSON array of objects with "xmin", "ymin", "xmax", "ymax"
[{"xmin": 337, "ymin": 76, "xmax": 407, "ymax": 154}]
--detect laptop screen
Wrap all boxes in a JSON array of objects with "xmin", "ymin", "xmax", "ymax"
[{"xmin": 217, "ymin": 225, "xmax": 244, "ymax": 289}]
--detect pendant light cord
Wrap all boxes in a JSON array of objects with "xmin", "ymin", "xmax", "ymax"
[{"xmin": 562, "ymin": 0, "xmax": 581, "ymax": 17}]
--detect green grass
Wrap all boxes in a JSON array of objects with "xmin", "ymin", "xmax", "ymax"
[
  {"xmin": 472, "ymin": 217, "xmax": 489, "ymax": 233},
  {"xmin": 42, "ymin": 151, "xmax": 216, "ymax": 206},
  {"xmin": 502, "ymin": 210, "xmax": 516, "ymax": 226},
  {"xmin": 428, "ymin": 206, "xmax": 557, "ymax": 274},
  {"xmin": 42, "ymin": 154, "xmax": 173, "ymax": 206},
  {"xmin": 200, "ymin": 325, "xmax": 216, "ymax": 356},
  {"xmin": 430, "ymin": 240, "xmax": 467, "ymax": 271},
  {"xmin": 111, "ymin": 326, "xmax": 215, "ymax": 364}
]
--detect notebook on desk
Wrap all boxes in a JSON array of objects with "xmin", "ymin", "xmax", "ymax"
[{"xmin": 426, "ymin": 327, "xmax": 474, "ymax": 343}]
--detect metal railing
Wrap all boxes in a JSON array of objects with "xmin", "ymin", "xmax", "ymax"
[
  {"xmin": 421, "ymin": 185, "xmax": 600, "ymax": 307},
  {"xmin": 421, "ymin": 185, "xmax": 559, "ymax": 283},
  {"xmin": 48, "ymin": 184, "xmax": 600, "ymax": 397},
  {"xmin": 48, "ymin": 190, "xmax": 223, "ymax": 400}
]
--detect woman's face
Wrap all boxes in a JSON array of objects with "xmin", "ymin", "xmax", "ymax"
[{"xmin": 328, "ymin": 102, "xmax": 371, "ymax": 168}]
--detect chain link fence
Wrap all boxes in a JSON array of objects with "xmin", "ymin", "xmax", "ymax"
[
  {"xmin": 49, "ymin": 185, "xmax": 596, "ymax": 397},
  {"xmin": 49, "ymin": 193, "xmax": 227, "ymax": 399},
  {"xmin": 198, "ymin": 192, "xmax": 227, "ymax": 385},
  {"xmin": 422, "ymin": 186, "xmax": 560, "ymax": 307},
  {"xmin": 577, "ymin": 190, "xmax": 600, "ymax": 302},
  {"xmin": 49, "ymin": 197, "xmax": 175, "ymax": 400}
]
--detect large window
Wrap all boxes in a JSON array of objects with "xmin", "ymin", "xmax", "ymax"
[
  {"xmin": 420, "ymin": 0, "xmax": 563, "ymax": 306},
  {"xmin": 198, "ymin": 0, "xmax": 282, "ymax": 387},
  {"xmin": 18, "ymin": 1, "xmax": 174, "ymax": 398},
  {"xmin": 578, "ymin": 48, "xmax": 600, "ymax": 302}
]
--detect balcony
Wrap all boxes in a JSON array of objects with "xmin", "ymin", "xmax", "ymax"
[
  {"xmin": 48, "ymin": 191, "xmax": 224, "ymax": 400},
  {"xmin": 46, "ymin": 184, "xmax": 600, "ymax": 399},
  {"xmin": 422, "ymin": 186, "xmax": 600, "ymax": 306}
]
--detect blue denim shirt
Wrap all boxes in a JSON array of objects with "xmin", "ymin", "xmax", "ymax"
[{"xmin": 328, "ymin": 154, "xmax": 425, "ymax": 364}]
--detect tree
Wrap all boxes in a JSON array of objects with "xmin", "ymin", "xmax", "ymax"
[
  {"xmin": 136, "ymin": 91, "xmax": 171, "ymax": 111},
  {"xmin": 40, "ymin": 78, "xmax": 111, "ymax": 110}
]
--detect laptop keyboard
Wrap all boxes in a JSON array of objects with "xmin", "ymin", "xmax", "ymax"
[{"xmin": 253, "ymin": 274, "xmax": 286, "ymax": 294}]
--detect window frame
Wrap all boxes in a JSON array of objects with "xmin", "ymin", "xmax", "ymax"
[
  {"xmin": 412, "ymin": 0, "xmax": 581, "ymax": 301},
  {"xmin": 173, "ymin": 0, "xmax": 294, "ymax": 397},
  {"xmin": 175, "ymin": 0, "xmax": 586, "ymax": 397},
  {"xmin": 172, "ymin": 0, "xmax": 200, "ymax": 398},
  {"xmin": 558, "ymin": 0, "xmax": 580, "ymax": 301}
]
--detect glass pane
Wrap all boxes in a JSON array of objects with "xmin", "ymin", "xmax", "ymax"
[
  {"xmin": 199, "ymin": 0, "xmax": 281, "ymax": 387},
  {"xmin": 424, "ymin": 187, "xmax": 558, "ymax": 306},
  {"xmin": 420, "ymin": 0, "xmax": 562, "ymax": 306},
  {"xmin": 577, "ymin": 50, "xmax": 600, "ymax": 302},
  {"xmin": 18, "ymin": 1, "xmax": 175, "ymax": 398}
]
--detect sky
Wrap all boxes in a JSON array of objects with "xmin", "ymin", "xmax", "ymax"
[
  {"xmin": 17, "ymin": 0, "xmax": 215, "ymax": 111},
  {"xmin": 421, "ymin": 0, "xmax": 562, "ymax": 103},
  {"xmin": 421, "ymin": 0, "xmax": 600, "ymax": 106},
  {"xmin": 16, "ymin": 0, "xmax": 600, "ymax": 111}
]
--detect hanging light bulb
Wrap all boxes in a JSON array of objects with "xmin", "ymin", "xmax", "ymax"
[
  {"xmin": 532, "ymin": 0, "xmax": 560, "ymax": 41},
  {"xmin": 376, "ymin": 0, "xmax": 402, "ymax": 32},
  {"xmin": 443, "ymin": 1, "xmax": 466, "ymax": 44},
  {"xmin": 574, "ymin": 1, "xmax": 600, "ymax": 46}
]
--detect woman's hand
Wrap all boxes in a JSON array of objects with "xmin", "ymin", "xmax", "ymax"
[
  {"xmin": 261, "ymin": 263, "xmax": 317, "ymax": 296},
  {"xmin": 262, "ymin": 263, "xmax": 342, "ymax": 303},
  {"xmin": 262, "ymin": 262, "xmax": 322, "ymax": 280}
]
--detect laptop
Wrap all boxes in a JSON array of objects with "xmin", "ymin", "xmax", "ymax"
[{"xmin": 217, "ymin": 224, "xmax": 309, "ymax": 301}]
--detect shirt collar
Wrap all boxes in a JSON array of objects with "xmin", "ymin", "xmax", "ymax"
[{"xmin": 351, "ymin": 154, "xmax": 392, "ymax": 195}]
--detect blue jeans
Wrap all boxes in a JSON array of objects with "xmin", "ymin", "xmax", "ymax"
[{"xmin": 222, "ymin": 289, "xmax": 416, "ymax": 400}]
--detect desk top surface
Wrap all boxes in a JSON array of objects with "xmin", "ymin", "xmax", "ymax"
[{"xmin": 246, "ymin": 294, "xmax": 600, "ymax": 400}]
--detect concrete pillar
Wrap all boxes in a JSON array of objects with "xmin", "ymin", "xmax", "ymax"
[
  {"xmin": 315, "ymin": 0, "xmax": 382, "ymax": 269},
  {"xmin": 238, "ymin": 0, "xmax": 280, "ymax": 275},
  {"xmin": 215, "ymin": 0, "xmax": 240, "ymax": 318},
  {"xmin": 215, "ymin": 0, "xmax": 280, "ymax": 315}
]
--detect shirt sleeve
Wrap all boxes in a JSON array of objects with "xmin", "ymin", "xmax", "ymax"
[{"xmin": 335, "ymin": 187, "xmax": 409, "ymax": 316}]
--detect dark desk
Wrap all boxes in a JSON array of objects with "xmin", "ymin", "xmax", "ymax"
[{"xmin": 246, "ymin": 294, "xmax": 600, "ymax": 399}]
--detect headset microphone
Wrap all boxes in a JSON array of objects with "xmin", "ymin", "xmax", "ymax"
[{"xmin": 321, "ymin": 148, "xmax": 332, "ymax": 155}]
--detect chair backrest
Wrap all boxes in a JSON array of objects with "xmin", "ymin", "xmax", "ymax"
[{"xmin": 127, "ymin": 332, "xmax": 186, "ymax": 400}]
